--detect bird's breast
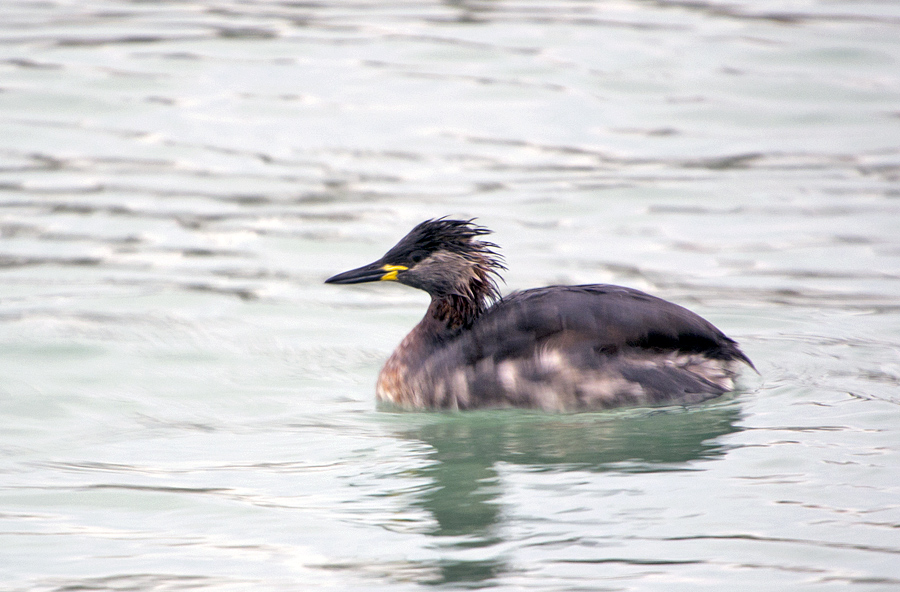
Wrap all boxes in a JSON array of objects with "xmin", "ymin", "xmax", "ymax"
[
  {"xmin": 375, "ymin": 328, "xmax": 427, "ymax": 408},
  {"xmin": 375, "ymin": 355, "xmax": 408, "ymax": 406}
]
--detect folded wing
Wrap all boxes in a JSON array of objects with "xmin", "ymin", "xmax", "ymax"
[{"xmin": 418, "ymin": 285, "xmax": 753, "ymax": 410}]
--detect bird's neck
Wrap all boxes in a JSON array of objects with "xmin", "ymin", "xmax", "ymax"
[
  {"xmin": 376, "ymin": 294, "xmax": 484, "ymax": 408},
  {"xmin": 426, "ymin": 293, "xmax": 484, "ymax": 335},
  {"xmin": 381, "ymin": 295, "xmax": 482, "ymax": 382}
]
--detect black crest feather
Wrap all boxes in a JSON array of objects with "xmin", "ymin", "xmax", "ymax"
[{"xmin": 384, "ymin": 217, "xmax": 506, "ymax": 303}]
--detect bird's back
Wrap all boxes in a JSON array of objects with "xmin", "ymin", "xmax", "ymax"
[{"xmin": 386, "ymin": 285, "xmax": 752, "ymax": 411}]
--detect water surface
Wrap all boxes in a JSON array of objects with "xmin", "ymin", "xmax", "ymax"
[{"xmin": 1, "ymin": 1, "xmax": 899, "ymax": 590}]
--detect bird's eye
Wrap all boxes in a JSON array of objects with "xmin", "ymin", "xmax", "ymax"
[{"xmin": 409, "ymin": 250, "xmax": 427, "ymax": 264}]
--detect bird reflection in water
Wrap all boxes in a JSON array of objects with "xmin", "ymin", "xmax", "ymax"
[{"xmin": 386, "ymin": 403, "xmax": 744, "ymax": 586}]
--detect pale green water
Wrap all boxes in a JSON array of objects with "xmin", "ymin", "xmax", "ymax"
[{"xmin": 1, "ymin": 1, "xmax": 899, "ymax": 590}]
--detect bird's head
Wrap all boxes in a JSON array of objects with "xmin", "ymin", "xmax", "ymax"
[{"xmin": 325, "ymin": 218, "xmax": 505, "ymax": 304}]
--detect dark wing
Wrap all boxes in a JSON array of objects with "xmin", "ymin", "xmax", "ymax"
[
  {"xmin": 416, "ymin": 285, "xmax": 753, "ymax": 410},
  {"xmin": 461, "ymin": 285, "xmax": 753, "ymax": 367}
]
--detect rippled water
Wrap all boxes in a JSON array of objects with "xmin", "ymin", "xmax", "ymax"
[{"xmin": 2, "ymin": 0, "xmax": 899, "ymax": 590}]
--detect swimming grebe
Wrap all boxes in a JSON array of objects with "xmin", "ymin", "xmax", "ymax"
[{"xmin": 326, "ymin": 219, "xmax": 754, "ymax": 411}]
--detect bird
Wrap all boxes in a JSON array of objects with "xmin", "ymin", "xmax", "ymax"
[{"xmin": 325, "ymin": 218, "xmax": 754, "ymax": 412}]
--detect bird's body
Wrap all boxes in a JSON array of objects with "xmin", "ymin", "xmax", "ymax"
[{"xmin": 326, "ymin": 219, "xmax": 753, "ymax": 412}]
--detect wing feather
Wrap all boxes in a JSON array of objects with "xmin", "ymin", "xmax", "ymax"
[
  {"xmin": 413, "ymin": 285, "xmax": 753, "ymax": 410},
  {"xmin": 465, "ymin": 285, "xmax": 751, "ymax": 365}
]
